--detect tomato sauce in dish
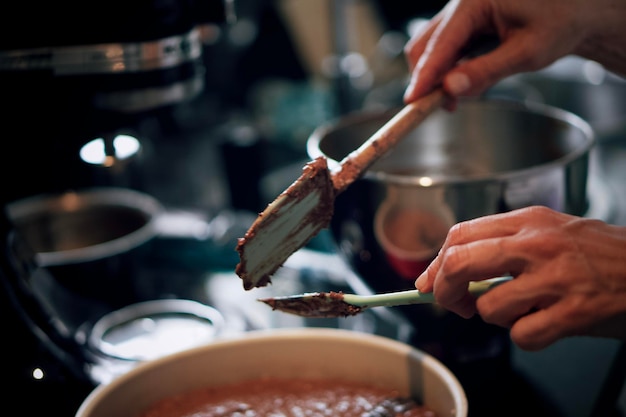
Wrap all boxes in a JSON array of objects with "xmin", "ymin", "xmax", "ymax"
[{"xmin": 139, "ymin": 376, "xmax": 438, "ymax": 417}]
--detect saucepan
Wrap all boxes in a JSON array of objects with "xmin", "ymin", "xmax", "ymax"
[
  {"xmin": 308, "ymin": 98, "xmax": 594, "ymax": 286},
  {"xmin": 5, "ymin": 188, "xmax": 161, "ymax": 306},
  {"xmin": 5, "ymin": 187, "xmax": 249, "ymax": 306},
  {"xmin": 307, "ymin": 98, "xmax": 595, "ymax": 362}
]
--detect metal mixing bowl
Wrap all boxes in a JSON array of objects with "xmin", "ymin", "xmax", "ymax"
[
  {"xmin": 307, "ymin": 99, "xmax": 594, "ymax": 363},
  {"xmin": 308, "ymin": 98, "xmax": 594, "ymax": 285},
  {"xmin": 6, "ymin": 188, "xmax": 163, "ymax": 306}
]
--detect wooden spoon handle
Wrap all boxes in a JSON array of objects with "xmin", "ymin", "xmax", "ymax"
[{"xmin": 331, "ymin": 88, "xmax": 447, "ymax": 194}]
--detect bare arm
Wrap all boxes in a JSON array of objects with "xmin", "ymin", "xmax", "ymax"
[
  {"xmin": 415, "ymin": 206, "xmax": 626, "ymax": 351},
  {"xmin": 404, "ymin": 0, "xmax": 626, "ymax": 103}
]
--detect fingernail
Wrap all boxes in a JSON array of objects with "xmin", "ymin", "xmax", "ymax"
[
  {"xmin": 415, "ymin": 273, "xmax": 427, "ymax": 290},
  {"xmin": 403, "ymin": 78, "xmax": 416, "ymax": 103},
  {"xmin": 446, "ymin": 72, "xmax": 471, "ymax": 95}
]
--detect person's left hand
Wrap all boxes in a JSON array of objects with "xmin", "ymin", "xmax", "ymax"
[{"xmin": 415, "ymin": 205, "xmax": 626, "ymax": 350}]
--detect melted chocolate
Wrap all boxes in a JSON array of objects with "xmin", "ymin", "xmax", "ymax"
[
  {"xmin": 139, "ymin": 377, "xmax": 437, "ymax": 417},
  {"xmin": 235, "ymin": 157, "xmax": 335, "ymax": 290},
  {"xmin": 259, "ymin": 291, "xmax": 364, "ymax": 318}
]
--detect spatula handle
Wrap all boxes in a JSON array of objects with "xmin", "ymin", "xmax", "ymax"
[
  {"xmin": 331, "ymin": 88, "xmax": 446, "ymax": 194},
  {"xmin": 343, "ymin": 276, "xmax": 512, "ymax": 308}
]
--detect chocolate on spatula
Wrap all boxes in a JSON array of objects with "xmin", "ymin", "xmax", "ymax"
[
  {"xmin": 258, "ymin": 277, "xmax": 512, "ymax": 318},
  {"xmin": 236, "ymin": 89, "xmax": 447, "ymax": 290},
  {"xmin": 235, "ymin": 157, "xmax": 334, "ymax": 290}
]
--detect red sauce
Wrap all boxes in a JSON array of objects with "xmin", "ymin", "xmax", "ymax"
[{"xmin": 139, "ymin": 377, "xmax": 438, "ymax": 417}]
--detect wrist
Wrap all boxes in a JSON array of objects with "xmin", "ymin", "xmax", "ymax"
[{"xmin": 574, "ymin": 0, "xmax": 626, "ymax": 75}]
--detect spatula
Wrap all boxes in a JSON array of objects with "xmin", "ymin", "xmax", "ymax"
[
  {"xmin": 258, "ymin": 276, "xmax": 512, "ymax": 318},
  {"xmin": 235, "ymin": 88, "xmax": 447, "ymax": 290}
]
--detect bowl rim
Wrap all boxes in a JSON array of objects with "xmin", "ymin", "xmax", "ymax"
[
  {"xmin": 76, "ymin": 327, "xmax": 468, "ymax": 417},
  {"xmin": 6, "ymin": 187, "xmax": 163, "ymax": 266},
  {"xmin": 307, "ymin": 98, "xmax": 595, "ymax": 186},
  {"xmin": 87, "ymin": 299, "xmax": 226, "ymax": 362}
]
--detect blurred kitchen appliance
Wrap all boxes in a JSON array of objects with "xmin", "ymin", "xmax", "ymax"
[
  {"xmin": 0, "ymin": 1, "xmax": 234, "ymax": 412},
  {"xmin": 0, "ymin": 0, "xmax": 231, "ymax": 204}
]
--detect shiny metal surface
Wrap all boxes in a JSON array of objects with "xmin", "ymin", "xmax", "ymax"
[
  {"xmin": 307, "ymin": 98, "xmax": 595, "ymax": 290},
  {"xmin": 0, "ymin": 28, "xmax": 203, "ymax": 75},
  {"xmin": 310, "ymin": 98, "xmax": 594, "ymax": 217},
  {"xmin": 6, "ymin": 188, "xmax": 162, "ymax": 267}
]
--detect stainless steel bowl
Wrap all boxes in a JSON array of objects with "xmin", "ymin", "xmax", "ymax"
[
  {"xmin": 308, "ymin": 98, "xmax": 594, "ymax": 282},
  {"xmin": 6, "ymin": 188, "xmax": 163, "ymax": 306},
  {"xmin": 6, "ymin": 188, "xmax": 162, "ymax": 267},
  {"xmin": 307, "ymin": 98, "xmax": 594, "ymax": 364}
]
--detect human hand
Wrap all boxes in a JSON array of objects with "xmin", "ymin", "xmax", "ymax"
[
  {"xmin": 403, "ymin": 0, "xmax": 626, "ymax": 104},
  {"xmin": 414, "ymin": 206, "xmax": 626, "ymax": 351}
]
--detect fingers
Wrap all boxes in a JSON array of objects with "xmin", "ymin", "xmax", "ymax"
[
  {"xmin": 404, "ymin": 1, "xmax": 480, "ymax": 102},
  {"xmin": 508, "ymin": 309, "xmax": 566, "ymax": 351},
  {"xmin": 442, "ymin": 32, "xmax": 548, "ymax": 96},
  {"xmin": 507, "ymin": 300, "xmax": 588, "ymax": 351},
  {"xmin": 433, "ymin": 237, "xmax": 524, "ymax": 316},
  {"xmin": 415, "ymin": 209, "xmax": 549, "ymax": 318},
  {"xmin": 476, "ymin": 273, "xmax": 551, "ymax": 329},
  {"xmin": 416, "ymin": 236, "xmax": 520, "ymax": 312},
  {"xmin": 503, "ymin": 280, "xmax": 623, "ymax": 350},
  {"xmin": 442, "ymin": 211, "xmax": 522, "ymax": 246},
  {"xmin": 403, "ymin": 0, "xmax": 577, "ymax": 102},
  {"xmin": 404, "ymin": 34, "xmax": 448, "ymax": 101},
  {"xmin": 404, "ymin": 32, "xmax": 474, "ymax": 102},
  {"xmin": 415, "ymin": 210, "xmax": 526, "ymax": 294},
  {"xmin": 404, "ymin": 18, "xmax": 439, "ymax": 71}
]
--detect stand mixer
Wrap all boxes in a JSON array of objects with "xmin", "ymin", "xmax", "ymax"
[
  {"xmin": 0, "ymin": 0, "xmax": 231, "ymax": 204},
  {"xmin": 0, "ymin": 1, "xmax": 234, "ymax": 413}
]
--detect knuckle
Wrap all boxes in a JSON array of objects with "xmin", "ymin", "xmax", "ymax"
[
  {"xmin": 509, "ymin": 319, "xmax": 554, "ymax": 351},
  {"xmin": 516, "ymin": 46, "xmax": 546, "ymax": 72},
  {"xmin": 523, "ymin": 205, "xmax": 553, "ymax": 219},
  {"xmin": 446, "ymin": 220, "xmax": 469, "ymax": 244},
  {"xmin": 438, "ymin": 243, "xmax": 471, "ymax": 276},
  {"xmin": 510, "ymin": 329, "xmax": 544, "ymax": 351},
  {"xmin": 475, "ymin": 294, "xmax": 497, "ymax": 321}
]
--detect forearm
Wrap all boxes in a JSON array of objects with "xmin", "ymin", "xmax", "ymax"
[{"xmin": 575, "ymin": 0, "xmax": 626, "ymax": 76}]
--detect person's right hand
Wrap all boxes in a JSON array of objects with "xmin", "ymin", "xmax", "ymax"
[
  {"xmin": 414, "ymin": 206, "xmax": 626, "ymax": 351},
  {"xmin": 403, "ymin": 0, "xmax": 626, "ymax": 104}
]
